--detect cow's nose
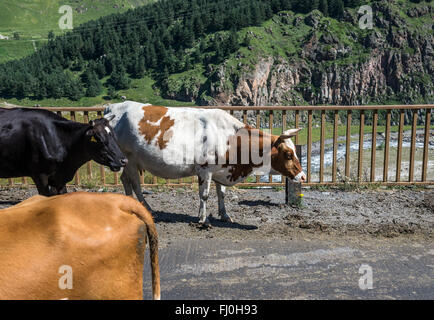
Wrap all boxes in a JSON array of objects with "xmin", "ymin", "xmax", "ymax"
[
  {"xmin": 300, "ymin": 173, "xmax": 307, "ymax": 183},
  {"xmin": 120, "ymin": 158, "xmax": 128, "ymax": 166}
]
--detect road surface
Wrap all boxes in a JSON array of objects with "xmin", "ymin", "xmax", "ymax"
[{"xmin": 143, "ymin": 237, "xmax": 434, "ymax": 300}]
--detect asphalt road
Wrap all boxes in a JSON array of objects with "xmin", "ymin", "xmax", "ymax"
[
  {"xmin": 142, "ymin": 237, "xmax": 434, "ymax": 300},
  {"xmin": 1, "ymin": 187, "xmax": 432, "ymax": 300}
]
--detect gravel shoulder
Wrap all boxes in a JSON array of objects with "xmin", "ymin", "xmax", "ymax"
[{"xmin": 1, "ymin": 186, "xmax": 432, "ymax": 246}]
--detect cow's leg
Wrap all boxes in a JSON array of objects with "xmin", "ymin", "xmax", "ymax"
[
  {"xmin": 123, "ymin": 163, "xmax": 153, "ymax": 213},
  {"xmin": 121, "ymin": 170, "xmax": 133, "ymax": 196},
  {"xmin": 198, "ymin": 172, "xmax": 212, "ymax": 225},
  {"xmin": 216, "ymin": 183, "xmax": 233, "ymax": 222},
  {"xmin": 32, "ymin": 174, "xmax": 51, "ymax": 196},
  {"xmin": 56, "ymin": 185, "xmax": 68, "ymax": 194},
  {"xmin": 48, "ymin": 186, "xmax": 58, "ymax": 196},
  {"xmin": 48, "ymin": 184, "xmax": 68, "ymax": 195}
]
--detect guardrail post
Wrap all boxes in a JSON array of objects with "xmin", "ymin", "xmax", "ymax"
[{"xmin": 286, "ymin": 145, "xmax": 302, "ymax": 205}]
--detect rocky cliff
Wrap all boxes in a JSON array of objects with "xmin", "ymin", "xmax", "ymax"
[{"xmin": 165, "ymin": 1, "xmax": 433, "ymax": 106}]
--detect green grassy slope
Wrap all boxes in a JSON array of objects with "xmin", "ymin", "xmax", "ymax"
[
  {"xmin": 1, "ymin": 0, "xmax": 432, "ymax": 108},
  {"xmin": 0, "ymin": 0, "xmax": 154, "ymax": 63},
  {"xmin": 0, "ymin": 75, "xmax": 195, "ymax": 107}
]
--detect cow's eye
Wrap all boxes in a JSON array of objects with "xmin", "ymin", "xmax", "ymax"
[
  {"xmin": 91, "ymin": 135, "xmax": 104, "ymax": 144},
  {"xmin": 285, "ymin": 153, "xmax": 292, "ymax": 160}
]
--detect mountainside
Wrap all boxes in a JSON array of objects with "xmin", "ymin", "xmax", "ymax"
[
  {"xmin": 0, "ymin": 0, "xmax": 154, "ymax": 63},
  {"xmin": 165, "ymin": 1, "xmax": 433, "ymax": 106},
  {"xmin": 0, "ymin": 0, "xmax": 432, "ymax": 107}
]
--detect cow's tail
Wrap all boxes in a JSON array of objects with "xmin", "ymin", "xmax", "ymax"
[{"xmin": 130, "ymin": 200, "xmax": 161, "ymax": 300}]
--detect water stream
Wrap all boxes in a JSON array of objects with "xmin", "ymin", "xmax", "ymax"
[{"xmin": 261, "ymin": 131, "xmax": 433, "ymax": 183}]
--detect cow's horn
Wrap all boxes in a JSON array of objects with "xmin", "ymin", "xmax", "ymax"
[
  {"xmin": 105, "ymin": 114, "xmax": 115, "ymax": 122},
  {"xmin": 283, "ymin": 128, "xmax": 302, "ymax": 137}
]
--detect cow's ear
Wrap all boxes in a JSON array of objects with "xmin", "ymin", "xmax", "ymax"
[
  {"xmin": 89, "ymin": 120, "xmax": 95, "ymax": 127},
  {"xmin": 86, "ymin": 128, "xmax": 95, "ymax": 137},
  {"xmin": 274, "ymin": 130, "xmax": 300, "ymax": 148},
  {"xmin": 283, "ymin": 128, "xmax": 302, "ymax": 137},
  {"xmin": 278, "ymin": 134, "xmax": 292, "ymax": 140},
  {"xmin": 274, "ymin": 135, "xmax": 290, "ymax": 148}
]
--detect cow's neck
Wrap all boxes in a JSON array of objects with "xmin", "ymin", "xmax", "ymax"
[
  {"xmin": 268, "ymin": 135, "xmax": 280, "ymax": 174},
  {"xmin": 270, "ymin": 135, "xmax": 279, "ymax": 146},
  {"xmin": 229, "ymin": 130, "xmax": 281, "ymax": 179},
  {"xmin": 57, "ymin": 123, "xmax": 92, "ymax": 181}
]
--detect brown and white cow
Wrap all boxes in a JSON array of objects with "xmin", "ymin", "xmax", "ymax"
[
  {"xmin": 105, "ymin": 101, "xmax": 306, "ymax": 225},
  {"xmin": 0, "ymin": 192, "xmax": 160, "ymax": 300}
]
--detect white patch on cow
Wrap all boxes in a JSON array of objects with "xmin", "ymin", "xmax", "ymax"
[
  {"xmin": 105, "ymin": 102, "xmax": 250, "ymax": 182},
  {"xmin": 294, "ymin": 171, "xmax": 306, "ymax": 182},
  {"xmin": 282, "ymin": 131, "xmax": 298, "ymax": 160},
  {"xmin": 162, "ymin": 107, "xmax": 241, "ymax": 169},
  {"xmin": 105, "ymin": 226, "xmax": 112, "ymax": 232},
  {"xmin": 105, "ymin": 126, "xmax": 111, "ymax": 134},
  {"xmin": 145, "ymin": 117, "xmax": 164, "ymax": 127}
]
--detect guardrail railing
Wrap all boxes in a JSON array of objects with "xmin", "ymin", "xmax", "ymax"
[{"xmin": 1, "ymin": 104, "xmax": 432, "ymax": 187}]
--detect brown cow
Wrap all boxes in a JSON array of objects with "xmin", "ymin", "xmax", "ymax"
[{"xmin": 0, "ymin": 192, "xmax": 160, "ymax": 300}]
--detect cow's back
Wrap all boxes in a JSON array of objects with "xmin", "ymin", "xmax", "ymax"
[
  {"xmin": 0, "ymin": 108, "xmax": 68, "ymax": 178},
  {"xmin": 0, "ymin": 192, "xmax": 147, "ymax": 300}
]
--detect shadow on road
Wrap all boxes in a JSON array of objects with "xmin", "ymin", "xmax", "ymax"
[
  {"xmin": 238, "ymin": 199, "xmax": 281, "ymax": 207},
  {"xmin": 153, "ymin": 210, "xmax": 258, "ymax": 230},
  {"xmin": 0, "ymin": 200, "xmax": 20, "ymax": 206}
]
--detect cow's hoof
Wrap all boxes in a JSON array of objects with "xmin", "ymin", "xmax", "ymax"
[
  {"xmin": 220, "ymin": 216, "xmax": 233, "ymax": 223},
  {"xmin": 192, "ymin": 222, "xmax": 212, "ymax": 230},
  {"xmin": 198, "ymin": 218, "xmax": 212, "ymax": 229},
  {"xmin": 189, "ymin": 221, "xmax": 211, "ymax": 230},
  {"xmin": 219, "ymin": 214, "xmax": 233, "ymax": 223},
  {"xmin": 201, "ymin": 222, "xmax": 212, "ymax": 229}
]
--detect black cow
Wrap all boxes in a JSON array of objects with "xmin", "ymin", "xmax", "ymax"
[{"xmin": 0, "ymin": 107, "xmax": 127, "ymax": 196}]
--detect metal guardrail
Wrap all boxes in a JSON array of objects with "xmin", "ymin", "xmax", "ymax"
[{"xmin": 1, "ymin": 105, "xmax": 432, "ymax": 187}]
